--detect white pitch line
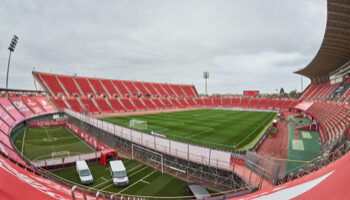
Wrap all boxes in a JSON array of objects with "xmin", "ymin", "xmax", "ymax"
[
  {"xmin": 236, "ymin": 114, "xmax": 274, "ymax": 147},
  {"xmin": 118, "ymin": 170, "xmax": 157, "ymax": 194},
  {"xmin": 99, "ymin": 166, "xmax": 149, "ymax": 191},
  {"xmin": 21, "ymin": 128, "xmax": 27, "ymax": 154},
  {"xmin": 186, "ymin": 128, "xmax": 214, "ymax": 138},
  {"xmin": 126, "ymin": 163, "xmax": 143, "ymax": 173},
  {"xmin": 140, "ymin": 180, "xmax": 150, "ymax": 184},
  {"xmin": 95, "ymin": 178, "xmax": 112, "ymax": 188}
]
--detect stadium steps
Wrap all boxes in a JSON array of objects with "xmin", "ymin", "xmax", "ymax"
[
  {"xmin": 39, "ymin": 73, "xmax": 67, "ymax": 96},
  {"xmin": 161, "ymin": 84, "xmax": 176, "ymax": 97},
  {"xmin": 112, "ymin": 80, "xmax": 130, "ymax": 97},
  {"xmin": 33, "ymin": 72, "xmax": 55, "ymax": 96},
  {"xmin": 57, "ymin": 75, "xmax": 82, "ymax": 97},
  {"xmin": 52, "ymin": 97, "xmax": 70, "ymax": 110},
  {"xmin": 100, "ymin": 79, "xmax": 120, "ymax": 98},
  {"xmin": 99, "ymin": 80, "xmax": 112, "ymax": 97},
  {"xmin": 92, "ymin": 98, "xmax": 103, "ymax": 113},
  {"xmin": 66, "ymin": 97, "xmax": 84, "ymax": 112},
  {"xmin": 161, "ymin": 98, "xmax": 173, "ymax": 109},
  {"xmin": 120, "ymin": 98, "xmax": 137, "ymax": 111},
  {"xmin": 151, "ymin": 98, "xmax": 165, "ymax": 109},
  {"xmin": 153, "ymin": 83, "xmax": 168, "ymax": 97},
  {"xmin": 94, "ymin": 97, "xmax": 113, "ymax": 113},
  {"xmin": 89, "ymin": 79, "xmax": 109, "ymax": 97},
  {"xmin": 72, "ymin": 78, "xmax": 86, "ymax": 97},
  {"xmin": 222, "ymin": 97, "xmax": 231, "ymax": 107},
  {"xmin": 141, "ymin": 98, "xmax": 156, "ymax": 110},
  {"xmin": 107, "ymin": 98, "xmax": 126, "ymax": 112},
  {"xmin": 144, "ymin": 83, "xmax": 159, "ymax": 97},
  {"xmin": 104, "ymin": 98, "xmax": 116, "ymax": 112},
  {"xmin": 54, "ymin": 75, "xmax": 70, "ymax": 97},
  {"xmin": 86, "ymin": 79, "xmax": 98, "ymax": 97},
  {"xmin": 132, "ymin": 98, "xmax": 147, "ymax": 110},
  {"xmin": 121, "ymin": 81, "xmax": 135, "ymax": 97},
  {"xmin": 134, "ymin": 82, "xmax": 149, "ymax": 96},
  {"xmin": 178, "ymin": 98, "xmax": 189, "ymax": 108},
  {"xmin": 75, "ymin": 77, "xmax": 95, "ymax": 97}
]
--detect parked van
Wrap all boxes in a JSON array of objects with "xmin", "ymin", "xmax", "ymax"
[
  {"xmin": 110, "ymin": 160, "xmax": 129, "ymax": 186},
  {"xmin": 76, "ymin": 160, "xmax": 93, "ymax": 184}
]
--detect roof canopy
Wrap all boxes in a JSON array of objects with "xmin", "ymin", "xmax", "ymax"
[{"xmin": 295, "ymin": 0, "xmax": 350, "ymax": 84}]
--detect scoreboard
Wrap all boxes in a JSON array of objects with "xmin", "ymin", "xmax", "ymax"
[{"xmin": 243, "ymin": 90, "xmax": 259, "ymax": 96}]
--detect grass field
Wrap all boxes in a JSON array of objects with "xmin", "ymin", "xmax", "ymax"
[
  {"xmin": 13, "ymin": 126, "xmax": 97, "ymax": 161},
  {"xmin": 102, "ymin": 109, "xmax": 276, "ymax": 150},
  {"xmin": 51, "ymin": 158, "xmax": 201, "ymax": 198}
]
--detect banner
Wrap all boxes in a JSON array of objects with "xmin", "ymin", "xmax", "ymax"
[
  {"xmin": 35, "ymin": 97, "xmax": 56, "ymax": 112},
  {"xmin": 9, "ymin": 97, "xmax": 33, "ymax": 117},
  {"xmin": 22, "ymin": 97, "xmax": 44, "ymax": 114}
]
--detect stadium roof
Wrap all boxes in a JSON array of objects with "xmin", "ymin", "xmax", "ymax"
[{"xmin": 295, "ymin": 0, "xmax": 350, "ymax": 84}]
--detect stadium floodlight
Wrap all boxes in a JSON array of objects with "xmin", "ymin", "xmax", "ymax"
[
  {"xmin": 6, "ymin": 35, "xmax": 19, "ymax": 89},
  {"xmin": 203, "ymin": 71, "xmax": 209, "ymax": 95}
]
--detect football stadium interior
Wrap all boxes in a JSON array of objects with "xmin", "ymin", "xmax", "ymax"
[{"xmin": 1, "ymin": 0, "xmax": 350, "ymax": 199}]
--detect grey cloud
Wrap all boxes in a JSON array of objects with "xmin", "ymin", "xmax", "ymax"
[{"xmin": 0, "ymin": 0, "xmax": 325, "ymax": 94}]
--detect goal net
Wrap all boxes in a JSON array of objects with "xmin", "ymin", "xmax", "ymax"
[
  {"xmin": 129, "ymin": 119, "xmax": 147, "ymax": 130},
  {"xmin": 132, "ymin": 144, "xmax": 163, "ymax": 173},
  {"xmin": 51, "ymin": 151, "xmax": 70, "ymax": 158}
]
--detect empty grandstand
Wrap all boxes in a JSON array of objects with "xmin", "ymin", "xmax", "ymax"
[{"xmin": 1, "ymin": 0, "xmax": 350, "ymax": 199}]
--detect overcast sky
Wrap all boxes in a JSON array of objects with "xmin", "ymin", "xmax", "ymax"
[{"xmin": 0, "ymin": 0, "xmax": 327, "ymax": 94}]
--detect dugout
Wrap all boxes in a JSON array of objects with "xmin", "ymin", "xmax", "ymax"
[{"xmin": 100, "ymin": 149, "xmax": 119, "ymax": 166}]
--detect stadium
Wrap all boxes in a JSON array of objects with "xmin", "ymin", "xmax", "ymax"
[{"xmin": 1, "ymin": 0, "xmax": 350, "ymax": 199}]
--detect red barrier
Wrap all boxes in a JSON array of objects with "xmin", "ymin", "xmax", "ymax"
[{"xmin": 29, "ymin": 121, "xmax": 66, "ymax": 127}]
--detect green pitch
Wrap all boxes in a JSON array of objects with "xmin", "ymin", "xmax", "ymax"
[
  {"xmin": 102, "ymin": 109, "xmax": 276, "ymax": 150},
  {"xmin": 13, "ymin": 126, "xmax": 97, "ymax": 161},
  {"xmin": 51, "ymin": 159, "xmax": 198, "ymax": 198}
]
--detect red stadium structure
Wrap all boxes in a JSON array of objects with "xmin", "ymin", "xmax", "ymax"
[{"xmin": 1, "ymin": 0, "xmax": 350, "ymax": 199}]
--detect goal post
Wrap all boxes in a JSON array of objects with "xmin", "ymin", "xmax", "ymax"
[
  {"xmin": 129, "ymin": 119, "xmax": 147, "ymax": 130},
  {"xmin": 131, "ymin": 144, "xmax": 163, "ymax": 174},
  {"xmin": 51, "ymin": 151, "xmax": 70, "ymax": 159}
]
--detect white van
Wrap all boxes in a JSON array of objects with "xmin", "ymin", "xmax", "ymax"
[
  {"xmin": 76, "ymin": 160, "xmax": 93, "ymax": 185},
  {"xmin": 110, "ymin": 160, "xmax": 129, "ymax": 186}
]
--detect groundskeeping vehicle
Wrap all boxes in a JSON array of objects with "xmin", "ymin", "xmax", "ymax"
[
  {"xmin": 183, "ymin": 183, "xmax": 210, "ymax": 199},
  {"xmin": 76, "ymin": 160, "xmax": 93, "ymax": 185},
  {"xmin": 110, "ymin": 160, "xmax": 129, "ymax": 186}
]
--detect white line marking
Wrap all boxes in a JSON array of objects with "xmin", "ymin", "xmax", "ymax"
[
  {"xmin": 118, "ymin": 170, "xmax": 157, "ymax": 194},
  {"xmin": 99, "ymin": 166, "xmax": 149, "ymax": 191},
  {"xmin": 101, "ymin": 177, "xmax": 108, "ymax": 181},
  {"xmin": 21, "ymin": 128, "xmax": 27, "ymax": 154},
  {"xmin": 186, "ymin": 128, "xmax": 214, "ymax": 138},
  {"xmin": 126, "ymin": 163, "xmax": 143, "ymax": 173},
  {"xmin": 95, "ymin": 178, "xmax": 112, "ymax": 188},
  {"xmin": 236, "ymin": 114, "xmax": 275, "ymax": 147},
  {"xmin": 140, "ymin": 180, "xmax": 150, "ymax": 184}
]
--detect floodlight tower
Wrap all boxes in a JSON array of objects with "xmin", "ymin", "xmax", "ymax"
[
  {"xmin": 203, "ymin": 71, "xmax": 209, "ymax": 95},
  {"xmin": 6, "ymin": 35, "xmax": 19, "ymax": 89}
]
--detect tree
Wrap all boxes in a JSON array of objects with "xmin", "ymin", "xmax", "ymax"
[
  {"xmin": 280, "ymin": 87, "xmax": 285, "ymax": 95},
  {"xmin": 289, "ymin": 89, "xmax": 298, "ymax": 97}
]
